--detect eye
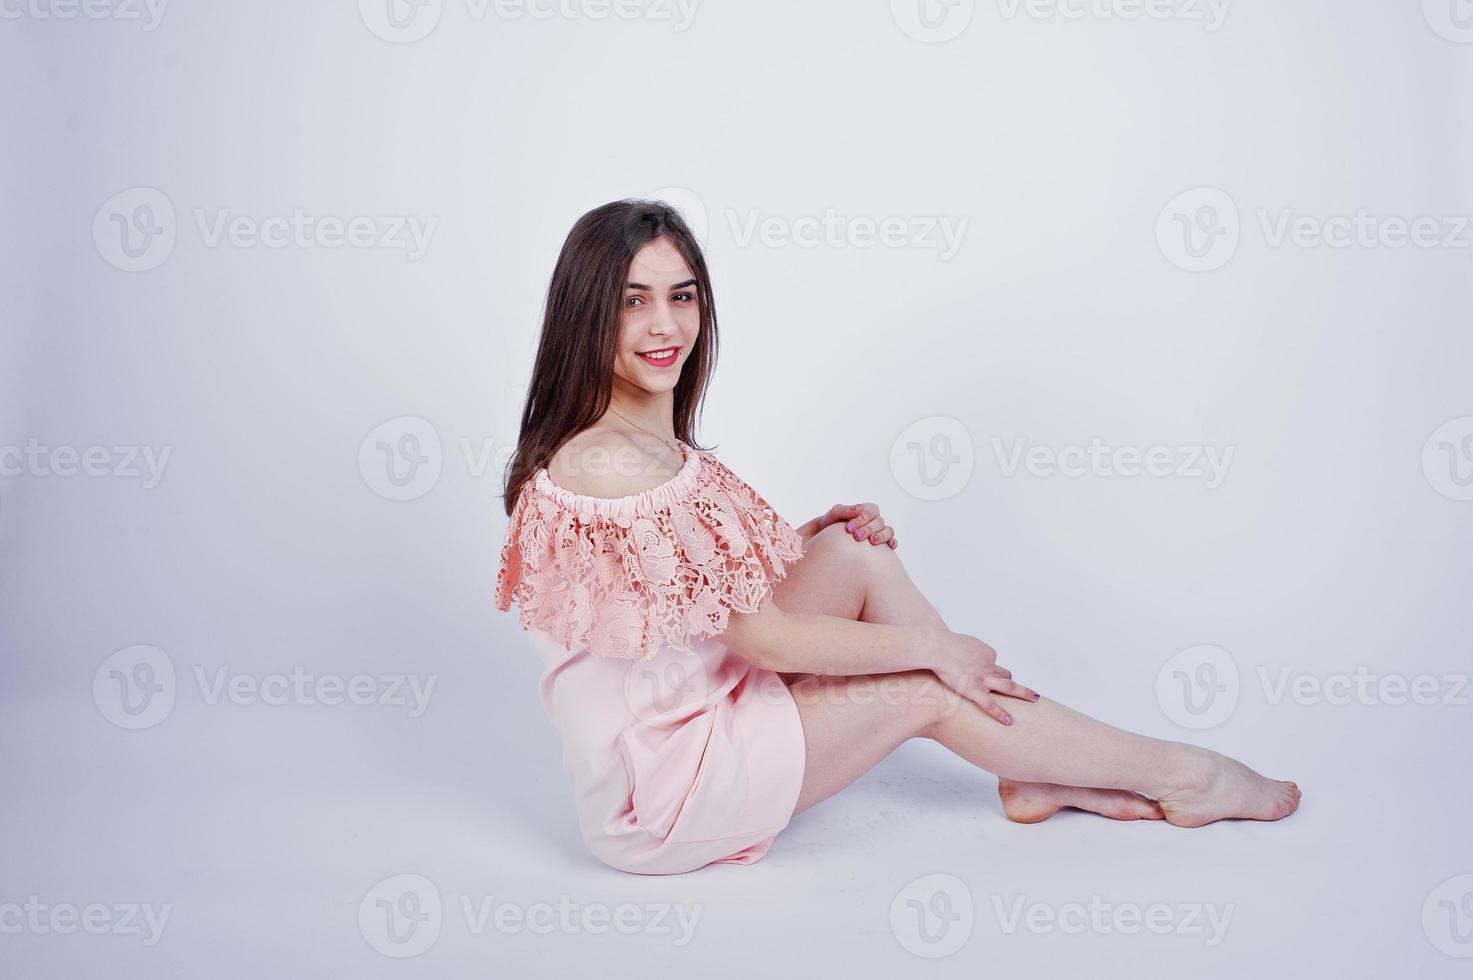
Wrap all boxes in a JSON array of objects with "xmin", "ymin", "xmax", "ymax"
[
  {"xmin": 626, "ymin": 295, "xmax": 645, "ymax": 307},
  {"xmin": 673, "ymin": 291, "xmax": 695, "ymax": 303}
]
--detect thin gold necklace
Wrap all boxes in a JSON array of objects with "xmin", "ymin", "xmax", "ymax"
[{"xmin": 608, "ymin": 407, "xmax": 683, "ymax": 458}]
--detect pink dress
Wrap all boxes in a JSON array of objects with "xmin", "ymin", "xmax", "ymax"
[{"xmin": 495, "ymin": 440, "xmax": 809, "ymax": 875}]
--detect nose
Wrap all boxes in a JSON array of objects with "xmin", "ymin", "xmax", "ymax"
[{"xmin": 646, "ymin": 299, "xmax": 678, "ymax": 336}]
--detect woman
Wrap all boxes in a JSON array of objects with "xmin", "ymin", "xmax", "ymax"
[{"xmin": 496, "ymin": 199, "xmax": 1300, "ymax": 875}]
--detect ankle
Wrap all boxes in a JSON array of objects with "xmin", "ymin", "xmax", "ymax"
[{"xmin": 1151, "ymin": 744, "xmax": 1217, "ymax": 798}]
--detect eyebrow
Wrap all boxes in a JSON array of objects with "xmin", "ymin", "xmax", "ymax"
[{"xmin": 626, "ymin": 278, "xmax": 698, "ymax": 291}]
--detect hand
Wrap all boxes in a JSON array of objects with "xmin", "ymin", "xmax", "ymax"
[
  {"xmin": 798, "ymin": 502, "xmax": 898, "ymax": 549},
  {"xmin": 928, "ymin": 630, "xmax": 1039, "ymax": 726}
]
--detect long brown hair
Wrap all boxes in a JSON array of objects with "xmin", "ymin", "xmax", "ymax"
[{"xmin": 501, "ymin": 199, "xmax": 720, "ymax": 515}]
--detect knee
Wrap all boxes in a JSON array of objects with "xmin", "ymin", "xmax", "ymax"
[{"xmin": 809, "ymin": 521, "xmax": 901, "ymax": 577}]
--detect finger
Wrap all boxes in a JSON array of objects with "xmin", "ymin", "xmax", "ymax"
[
  {"xmin": 971, "ymin": 692, "xmax": 1014, "ymax": 726},
  {"xmin": 888, "ymin": 537, "xmax": 897, "ymax": 549},
  {"xmin": 867, "ymin": 526, "xmax": 894, "ymax": 546},
  {"xmin": 988, "ymin": 677, "xmax": 1041, "ymax": 702},
  {"xmin": 854, "ymin": 515, "xmax": 885, "ymax": 540},
  {"xmin": 829, "ymin": 503, "xmax": 863, "ymax": 524},
  {"xmin": 844, "ymin": 503, "xmax": 878, "ymax": 533},
  {"xmin": 991, "ymin": 664, "xmax": 1013, "ymax": 679}
]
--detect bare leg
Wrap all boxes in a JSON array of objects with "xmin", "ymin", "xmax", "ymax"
[
  {"xmin": 774, "ymin": 523, "xmax": 1162, "ymax": 820},
  {"xmin": 771, "ymin": 524, "xmax": 1300, "ymax": 826}
]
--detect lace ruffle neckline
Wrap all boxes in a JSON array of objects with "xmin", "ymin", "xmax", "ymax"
[
  {"xmin": 495, "ymin": 442, "xmax": 805, "ymax": 659},
  {"xmin": 531, "ymin": 441, "xmax": 702, "ymax": 518}
]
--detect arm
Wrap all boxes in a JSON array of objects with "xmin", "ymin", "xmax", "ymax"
[
  {"xmin": 725, "ymin": 597, "xmax": 937, "ymax": 677},
  {"xmin": 723, "ymin": 598, "xmax": 1036, "ymax": 725}
]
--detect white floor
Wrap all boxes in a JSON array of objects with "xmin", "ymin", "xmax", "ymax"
[{"xmin": 5, "ymin": 626, "xmax": 1470, "ymax": 979}]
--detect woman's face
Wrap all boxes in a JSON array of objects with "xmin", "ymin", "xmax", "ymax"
[{"xmin": 612, "ymin": 236, "xmax": 699, "ymax": 397}]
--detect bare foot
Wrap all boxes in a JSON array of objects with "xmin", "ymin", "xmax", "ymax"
[
  {"xmin": 1154, "ymin": 749, "xmax": 1301, "ymax": 828},
  {"xmin": 998, "ymin": 779, "xmax": 1166, "ymax": 824}
]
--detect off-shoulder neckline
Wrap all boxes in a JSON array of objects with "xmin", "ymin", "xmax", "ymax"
[{"xmin": 531, "ymin": 440, "xmax": 702, "ymax": 517}]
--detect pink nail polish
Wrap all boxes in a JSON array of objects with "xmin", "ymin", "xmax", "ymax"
[
  {"xmin": 855, "ymin": 530, "xmax": 865, "ymax": 539},
  {"xmin": 1004, "ymin": 715, "xmax": 1014, "ymax": 725}
]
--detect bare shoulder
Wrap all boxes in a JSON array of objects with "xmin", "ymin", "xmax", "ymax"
[{"xmin": 547, "ymin": 425, "xmax": 685, "ymax": 498}]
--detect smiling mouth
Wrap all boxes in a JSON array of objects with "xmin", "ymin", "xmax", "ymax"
[{"xmin": 636, "ymin": 346, "xmax": 680, "ymax": 367}]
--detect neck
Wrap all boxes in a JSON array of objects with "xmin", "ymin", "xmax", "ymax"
[{"xmin": 607, "ymin": 382, "xmax": 677, "ymax": 443}]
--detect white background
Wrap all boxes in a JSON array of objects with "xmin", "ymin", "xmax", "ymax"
[{"xmin": 2, "ymin": 0, "xmax": 1471, "ymax": 976}]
